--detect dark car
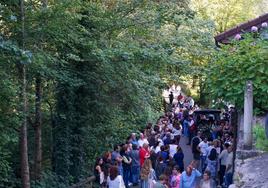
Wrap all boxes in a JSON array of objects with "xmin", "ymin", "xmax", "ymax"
[{"xmin": 193, "ymin": 109, "xmax": 222, "ymax": 140}]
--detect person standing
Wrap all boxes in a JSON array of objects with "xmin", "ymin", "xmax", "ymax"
[
  {"xmin": 188, "ymin": 115, "xmax": 196, "ymax": 145},
  {"xmin": 173, "ymin": 123, "xmax": 182, "ymax": 144},
  {"xmin": 139, "ymin": 143, "xmax": 150, "ymax": 167},
  {"xmin": 94, "ymin": 157, "xmax": 105, "ymax": 187},
  {"xmin": 177, "ymin": 93, "xmax": 183, "ymax": 103},
  {"xmin": 140, "ymin": 159, "xmax": 156, "ymax": 188},
  {"xmin": 155, "ymin": 157, "xmax": 167, "ymax": 180},
  {"xmin": 107, "ymin": 166, "xmax": 125, "ymax": 188},
  {"xmin": 129, "ymin": 144, "xmax": 140, "ymax": 186},
  {"xmin": 112, "ymin": 145, "xmax": 123, "ymax": 175},
  {"xmin": 179, "ymin": 162, "xmax": 202, "ymax": 188},
  {"xmin": 130, "ymin": 133, "xmax": 139, "ymax": 146},
  {"xmin": 205, "ymin": 148, "xmax": 218, "ymax": 179},
  {"xmin": 154, "ymin": 174, "xmax": 169, "ymax": 188},
  {"xmin": 169, "ymin": 92, "xmax": 174, "ymax": 105},
  {"xmin": 191, "ymin": 132, "xmax": 202, "ymax": 168},
  {"xmin": 198, "ymin": 137, "xmax": 209, "ymax": 173},
  {"xmin": 218, "ymin": 143, "xmax": 230, "ymax": 186},
  {"xmin": 183, "ymin": 118, "xmax": 190, "ymax": 139},
  {"xmin": 189, "ymin": 97, "xmax": 195, "ymax": 109},
  {"xmin": 169, "ymin": 139, "xmax": 178, "ymax": 158},
  {"xmin": 138, "ymin": 133, "xmax": 149, "ymax": 148},
  {"xmin": 170, "ymin": 165, "xmax": 181, "ymax": 188},
  {"xmin": 121, "ymin": 145, "xmax": 132, "ymax": 188},
  {"xmin": 224, "ymin": 145, "xmax": 234, "ymax": 187},
  {"xmin": 199, "ymin": 170, "xmax": 216, "ymax": 188},
  {"xmin": 173, "ymin": 146, "xmax": 184, "ymax": 172}
]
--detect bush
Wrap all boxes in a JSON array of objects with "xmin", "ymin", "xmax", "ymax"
[
  {"xmin": 32, "ymin": 171, "xmax": 68, "ymax": 188},
  {"xmin": 253, "ymin": 124, "xmax": 268, "ymax": 152}
]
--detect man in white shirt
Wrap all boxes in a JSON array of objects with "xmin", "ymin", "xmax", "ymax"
[
  {"xmin": 172, "ymin": 124, "xmax": 182, "ymax": 144},
  {"xmin": 225, "ymin": 145, "xmax": 234, "ymax": 187},
  {"xmin": 169, "ymin": 140, "xmax": 178, "ymax": 158},
  {"xmin": 138, "ymin": 133, "xmax": 149, "ymax": 148},
  {"xmin": 219, "ymin": 143, "xmax": 230, "ymax": 185},
  {"xmin": 198, "ymin": 137, "xmax": 209, "ymax": 173}
]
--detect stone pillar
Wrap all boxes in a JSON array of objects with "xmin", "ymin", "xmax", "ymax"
[
  {"xmin": 243, "ymin": 81, "xmax": 253, "ymax": 149},
  {"xmin": 265, "ymin": 114, "xmax": 268, "ymax": 138}
]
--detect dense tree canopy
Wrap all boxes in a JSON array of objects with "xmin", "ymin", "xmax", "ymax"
[
  {"xmin": 0, "ymin": 0, "xmax": 267, "ymax": 187},
  {"xmin": 191, "ymin": 0, "xmax": 267, "ymax": 33},
  {"xmin": 0, "ymin": 0, "xmax": 217, "ymax": 187},
  {"xmin": 205, "ymin": 33, "xmax": 268, "ymax": 114}
]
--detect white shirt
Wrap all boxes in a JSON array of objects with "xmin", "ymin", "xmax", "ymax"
[
  {"xmin": 157, "ymin": 138, "xmax": 164, "ymax": 146},
  {"xmin": 108, "ymin": 175, "xmax": 125, "ymax": 188},
  {"xmin": 216, "ymin": 147, "xmax": 221, "ymax": 155},
  {"xmin": 169, "ymin": 144, "xmax": 177, "ymax": 158},
  {"xmin": 198, "ymin": 141, "xmax": 209, "ymax": 156},
  {"xmin": 200, "ymin": 180, "xmax": 210, "ymax": 188},
  {"xmin": 226, "ymin": 152, "xmax": 234, "ymax": 173},
  {"xmin": 155, "ymin": 146, "xmax": 161, "ymax": 153},
  {"xmin": 168, "ymin": 123, "xmax": 173, "ymax": 130},
  {"xmin": 138, "ymin": 138, "xmax": 149, "ymax": 148},
  {"xmin": 172, "ymin": 127, "xmax": 182, "ymax": 136}
]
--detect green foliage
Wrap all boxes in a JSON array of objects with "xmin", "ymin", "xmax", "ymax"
[
  {"xmin": 0, "ymin": 0, "xmax": 216, "ymax": 186},
  {"xmin": 191, "ymin": 0, "xmax": 267, "ymax": 33},
  {"xmin": 253, "ymin": 124, "xmax": 268, "ymax": 151},
  {"xmin": 205, "ymin": 34, "xmax": 268, "ymax": 113},
  {"xmin": 33, "ymin": 171, "xmax": 68, "ymax": 188}
]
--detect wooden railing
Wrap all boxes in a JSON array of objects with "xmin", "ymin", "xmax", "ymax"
[{"xmin": 70, "ymin": 176, "xmax": 96, "ymax": 188}]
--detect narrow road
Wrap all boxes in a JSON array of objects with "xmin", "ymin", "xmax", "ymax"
[{"xmin": 179, "ymin": 136, "xmax": 193, "ymax": 168}]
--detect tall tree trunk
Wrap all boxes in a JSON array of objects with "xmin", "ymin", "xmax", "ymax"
[
  {"xmin": 19, "ymin": 0, "xmax": 30, "ymax": 187},
  {"xmin": 42, "ymin": 0, "xmax": 48, "ymax": 8},
  {"xmin": 19, "ymin": 65, "xmax": 30, "ymax": 188},
  {"xmin": 33, "ymin": 0, "xmax": 47, "ymax": 180},
  {"xmin": 33, "ymin": 76, "xmax": 42, "ymax": 180}
]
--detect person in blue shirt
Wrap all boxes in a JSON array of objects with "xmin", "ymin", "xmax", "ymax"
[
  {"xmin": 159, "ymin": 145, "xmax": 169, "ymax": 163},
  {"xmin": 180, "ymin": 162, "xmax": 201, "ymax": 188},
  {"xmin": 173, "ymin": 146, "xmax": 184, "ymax": 172}
]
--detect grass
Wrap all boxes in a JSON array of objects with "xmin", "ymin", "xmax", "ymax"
[{"xmin": 253, "ymin": 124, "xmax": 268, "ymax": 152}]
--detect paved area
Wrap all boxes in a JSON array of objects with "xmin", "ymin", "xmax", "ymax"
[
  {"xmin": 179, "ymin": 135, "xmax": 193, "ymax": 167},
  {"xmin": 236, "ymin": 153, "xmax": 268, "ymax": 188}
]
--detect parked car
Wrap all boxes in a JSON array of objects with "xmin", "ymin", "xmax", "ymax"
[{"xmin": 193, "ymin": 109, "xmax": 222, "ymax": 140}]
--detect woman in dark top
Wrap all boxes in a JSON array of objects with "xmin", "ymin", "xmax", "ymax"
[
  {"xmin": 121, "ymin": 144, "xmax": 132, "ymax": 188},
  {"xmin": 206, "ymin": 148, "xmax": 218, "ymax": 179},
  {"xmin": 155, "ymin": 157, "xmax": 167, "ymax": 180},
  {"xmin": 94, "ymin": 157, "xmax": 104, "ymax": 186},
  {"xmin": 173, "ymin": 146, "xmax": 184, "ymax": 172}
]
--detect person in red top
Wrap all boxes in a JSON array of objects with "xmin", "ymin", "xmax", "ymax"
[
  {"xmin": 177, "ymin": 93, "xmax": 183, "ymax": 101},
  {"xmin": 139, "ymin": 143, "xmax": 150, "ymax": 167}
]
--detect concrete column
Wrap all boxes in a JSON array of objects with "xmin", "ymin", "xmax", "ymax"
[{"xmin": 243, "ymin": 81, "xmax": 253, "ymax": 149}]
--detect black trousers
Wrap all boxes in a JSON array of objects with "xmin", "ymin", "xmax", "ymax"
[{"xmin": 219, "ymin": 164, "xmax": 226, "ymax": 185}]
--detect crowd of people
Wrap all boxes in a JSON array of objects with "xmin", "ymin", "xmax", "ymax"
[{"xmin": 94, "ymin": 93, "xmax": 236, "ymax": 188}]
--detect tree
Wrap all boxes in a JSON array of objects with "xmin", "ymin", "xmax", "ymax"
[
  {"xmin": 205, "ymin": 33, "xmax": 268, "ymax": 113},
  {"xmin": 0, "ymin": 0, "xmax": 223, "ymax": 186},
  {"xmin": 18, "ymin": 0, "xmax": 31, "ymax": 187},
  {"xmin": 191, "ymin": 0, "xmax": 265, "ymax": 33}
]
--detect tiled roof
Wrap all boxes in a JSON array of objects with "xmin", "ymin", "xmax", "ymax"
[{"xmin": 215, "ymin": 13, "xmax": 268, "ymax": 45}]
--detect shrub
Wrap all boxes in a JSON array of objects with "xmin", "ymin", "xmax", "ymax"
[{"xmin": 253, "ymin": 124, "xmax": 268, "ymax": 152}]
